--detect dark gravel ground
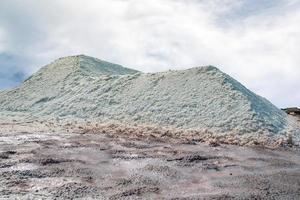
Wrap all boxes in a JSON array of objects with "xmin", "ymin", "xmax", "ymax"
[{"xmin": 0, "ymin": 122, "xmax": 300, "ymax": 199}]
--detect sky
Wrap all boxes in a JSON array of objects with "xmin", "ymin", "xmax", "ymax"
[{"xmin": 0, "ymin": 0, "xmax": 299, "ymax": 108}]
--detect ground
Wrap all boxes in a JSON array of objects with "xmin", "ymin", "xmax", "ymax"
[{"xmin": 0, "ymin": 120, "xmax": 300, "ymax": 199}]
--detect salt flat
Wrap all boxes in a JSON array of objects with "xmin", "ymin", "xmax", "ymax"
[
  {"xmin": 0, "ymin": 55, "xmax": 300, "ymax": 199},
  {"xmin": 0, "ymin": 120, "xmax": 300, "ymax": 199}
]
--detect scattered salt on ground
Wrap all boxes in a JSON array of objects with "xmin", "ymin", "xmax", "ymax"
[{"xmin": 0, "ymin": 55, "xmax": 299, "ymax": 145}]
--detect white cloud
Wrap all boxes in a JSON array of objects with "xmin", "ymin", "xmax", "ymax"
[{"xmin": 0, "ymin": 0, "xmax": 299, "ymax": 107}]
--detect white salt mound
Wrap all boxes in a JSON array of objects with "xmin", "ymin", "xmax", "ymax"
[{"xmin": 0, "ymin": 55, "xmax": 299, "ymax": 144}]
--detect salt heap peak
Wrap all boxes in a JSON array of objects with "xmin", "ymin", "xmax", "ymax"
[
  {"xmin": 26, "ymin": 55, "xmax": 139, "ymax": 81},
  {"xmin": 0, "ymin": 55, "xmax": 298, "ymax": 145}
]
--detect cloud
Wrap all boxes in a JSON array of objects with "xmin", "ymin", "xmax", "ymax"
[{"xmin": 0, "ymin": 0, "xmax": 299, "ymax": 107}]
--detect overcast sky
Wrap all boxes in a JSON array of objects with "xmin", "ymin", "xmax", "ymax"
[{"xmin": 0, "ymin": 0, "xmax": 299, "ymax": 107}]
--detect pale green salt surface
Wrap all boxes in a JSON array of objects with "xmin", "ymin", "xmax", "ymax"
[{"xmin": 0, "ymin": 55, "xmax": 299, "ymax": 144}]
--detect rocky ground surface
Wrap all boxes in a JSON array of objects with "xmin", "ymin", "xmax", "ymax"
[{"xmin": 1, "ymin": 120, "xmax": 300, "ymax": 199}]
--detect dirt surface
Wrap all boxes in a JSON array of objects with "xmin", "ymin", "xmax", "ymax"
[{"xmin": 1, "ymin": 121, "xmax": 300, "ymax": 199}]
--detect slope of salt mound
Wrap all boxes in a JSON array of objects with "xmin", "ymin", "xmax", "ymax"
[
  {"xmin": 0, "ymin": 55, "xmax": 298, "ymax": 144},
  {"xmin": 0, "ymin": 55, "xmax": 140, "ymax": 112},
  {"xmin": 78, "ymin": 55, "xmax": 140, "ymax": 76}
]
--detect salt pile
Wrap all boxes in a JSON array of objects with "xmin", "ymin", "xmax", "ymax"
[{"xmin": 0, "ymin": 55, "xmax": 299, "ymax": 145}]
